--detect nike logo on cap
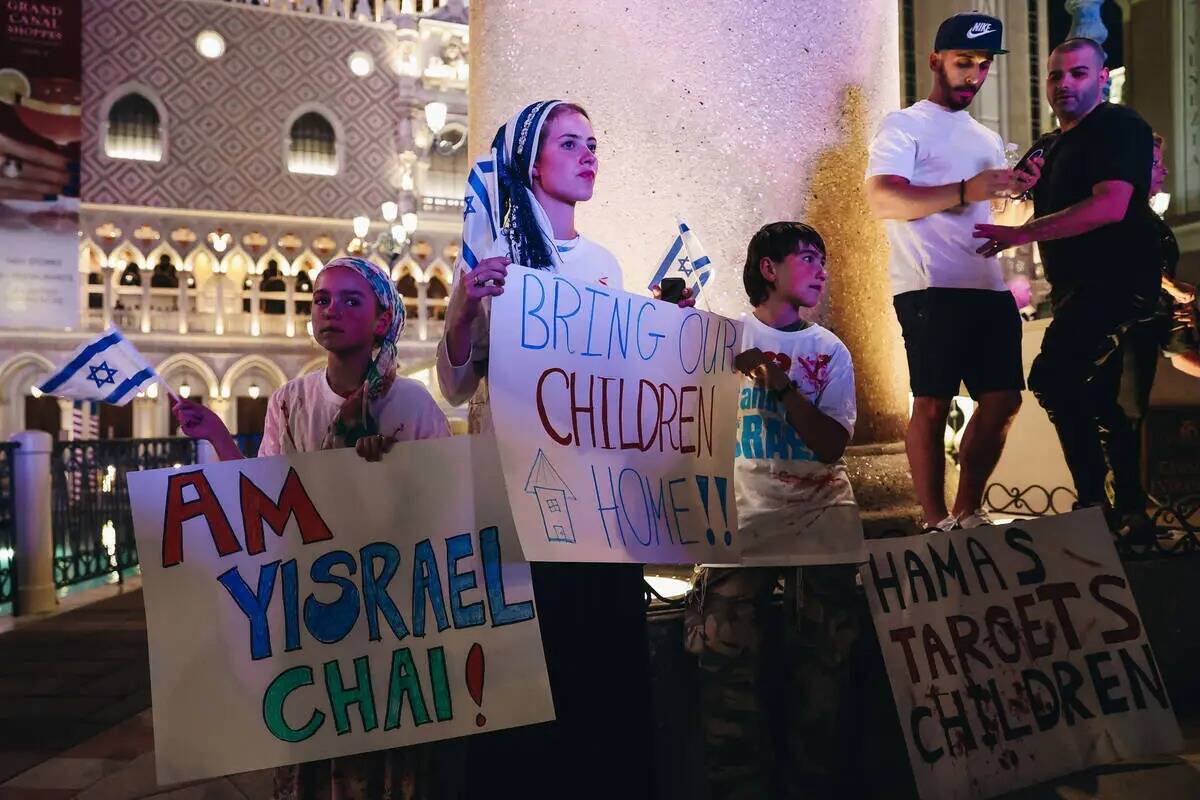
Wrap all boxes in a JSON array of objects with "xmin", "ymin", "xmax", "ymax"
[{"xmin": 966, "ymin": 22, "xmax": 996, "ymax": 38}]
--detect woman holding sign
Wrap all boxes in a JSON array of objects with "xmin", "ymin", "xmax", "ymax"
[
  {"xmin": 439, "ymin": 100, "xmax": 689, "ymax": 797},
  {"xmin": 174, "ymin": 256, "xmax": 457, "ymax": 799}
]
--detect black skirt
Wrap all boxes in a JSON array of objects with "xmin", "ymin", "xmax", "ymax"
[{"xmin": 466, "ymin": 562, "xmax": 654, "ymax": 799}]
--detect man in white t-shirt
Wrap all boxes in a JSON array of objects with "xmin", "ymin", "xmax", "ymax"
[
  {"xmin": 685, "ymin": 222, "xmax": 863, "ymax": 798},
  {"xmin": 865, "ymin": 11, "xmax": 1040, "ymax": 532}
]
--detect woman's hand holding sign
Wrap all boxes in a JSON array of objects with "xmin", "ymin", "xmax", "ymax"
[{"xmin": 445, "ymin": 256, "xmax": 510, "ymax": 367}]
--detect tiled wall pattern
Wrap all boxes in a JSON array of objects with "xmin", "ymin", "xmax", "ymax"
[{"xmin": 82, "ymin": 0, "xmax": 405, "ymax": 219}]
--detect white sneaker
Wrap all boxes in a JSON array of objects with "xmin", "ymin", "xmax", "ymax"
[
  {"xmin": 923, "ymin": 515, "xmax": 960, "ymax": 533},
  {"xmin": 958, "ymin": 508, "xmax": 995, "ymax": 529}
]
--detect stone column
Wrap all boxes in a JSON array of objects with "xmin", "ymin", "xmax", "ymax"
[
  {"xmin": 11, "ymin": 430, "xmax": 56, "ymax": 615},
  {"xmin": 284, "ymin": 275, "xmax": 297, "ymax": 338},
  {"xmin": 214, "ymin": 274, "xmax": 226, "ymax": 336},
  {"xmin": 101, "ymin": 264, "xmax": 113, "ymax": 329},
  {"xmin": 176, "ymin": 276, "xmax": 189, "ymax": 334},
  {"xmin": 416, "ymin": 279, "xmax": 429, "ymax": 342},
  {"xmin": 470, "ymin": 0, "xmax": 919, "ymax": 527},
  {"xmin": 250, "ymin": 275, "xmax": 262, "ymax": 337},
  {"xmin": 139, "ymin": 273, "xmax": 151, "ymax": 333}
]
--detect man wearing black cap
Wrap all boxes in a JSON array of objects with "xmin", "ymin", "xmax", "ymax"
[
  {"xmin": 975, "ymin": 37, "xmax": 1159, "ymax": 545},
  {"xmin": 866, "ymin": 12, "xmax": 1038, "ymax": 533}
]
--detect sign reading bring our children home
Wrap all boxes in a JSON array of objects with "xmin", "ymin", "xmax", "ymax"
[
  {"xmin": 487, "ymin": 265, "xmax": 745, "ymax": 564},
  {"xmin": 128, "ymin": 435, "xmax": 553, "ymax": 784}
]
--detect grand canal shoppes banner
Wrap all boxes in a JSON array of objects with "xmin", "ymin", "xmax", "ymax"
[{"xmin": 0, "ymin": 0, "xmax": 81, "ymax": 330}]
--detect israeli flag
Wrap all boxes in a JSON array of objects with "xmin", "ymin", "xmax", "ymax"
[
  {"xmin": 460, "ymin": 149, "xmax": 502, "ymax": 271},
  {"xmin": 38, "ymin": 327, "xmax": 159, "ymax": 406},
  {"xmin": 648, "ymin": 217, "xmax": 715, "ymax": 301}
]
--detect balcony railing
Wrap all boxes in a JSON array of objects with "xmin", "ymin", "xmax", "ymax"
[
  {"xmin": 216, "ymin": 0, "xmax": 466, "ymax": 23},
  {"xmin": 82, "ymin": 279, "xmax": 446, "ymax": 343},
  {"xmin": 50, "ymin": 438, "xmax": 197, "ymax": 589}
]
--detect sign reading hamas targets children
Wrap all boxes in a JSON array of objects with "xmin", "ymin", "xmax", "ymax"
[
  {"xmin": 860, "ymin": 511, "xmax": 1181, "ymax": 800},
  {"xmin": 128, "ymin": 436, "xmax": 554, "ymax": 785},
  {"xmin": 488, "ymin": 265, "xmax": 744, "ymax": 564}
]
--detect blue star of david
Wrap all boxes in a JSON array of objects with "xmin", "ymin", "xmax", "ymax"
[
  {"xmin": 677, "ymin": 257, "xmax": 693, "ymax": 277},
  {"xmin": 87, "ymin": 361, "xmax": 118, "ymax": 389},
  {"xmin": 464, "ymin": 196, "xmax": 477, "ymax": 215}
]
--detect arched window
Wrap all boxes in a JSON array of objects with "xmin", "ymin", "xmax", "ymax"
[
  {"xmin": 396, "ymin": 273, "xmax": 418, "ymax": 299},
  {"xmin": 150, "ymin": 254, "xmax": 179, "ymax": 288},
  {"xmin": 427, "ymin": 275, "xmax": 449, "ymax": 320},
  {"xmin": 105, "ymin": 93, "xmax": 163, "ymax": 162},
  {"xmin": 287, "ymin": 111, "xmax": 338, "ymax": 176}
]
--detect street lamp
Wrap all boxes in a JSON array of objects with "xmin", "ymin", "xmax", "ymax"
[{"xmin": 424, "ymin": 102, "xmax": 447, "ymax": 135}]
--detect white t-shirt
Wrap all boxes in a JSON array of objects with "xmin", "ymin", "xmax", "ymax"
[
  {"xmin": 259, "ymin": 369, "xmax": 449, "ymax": 456},
  {"xmin": 734, "ymin": 314, "xmax": 863, "ymax": 565},
  {"xmin": 436, "ymin": 235, "xmax": 623, "ymax": 433},
  {"xmin": 866, "ymin": 100, "xmax": 1007, "ymax": 295}
]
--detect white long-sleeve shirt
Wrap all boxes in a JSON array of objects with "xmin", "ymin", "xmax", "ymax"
[{"xmin": 436, "ymin": 235, "xmax": 623, "ymax": 433}]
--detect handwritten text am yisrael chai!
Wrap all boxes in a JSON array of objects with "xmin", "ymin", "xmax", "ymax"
[{"xmin": 128, "ymin": 435, "xmax": 553, "ymax": 785}]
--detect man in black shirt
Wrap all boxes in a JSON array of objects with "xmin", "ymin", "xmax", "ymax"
[{"xmin": 974, "ymin": 37, "xmax": 1158, "ymax": 542}]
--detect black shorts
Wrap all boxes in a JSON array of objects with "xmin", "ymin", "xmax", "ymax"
[{"xmin": 893, "ymin": 288, "xmax": 1025, "ymax": 398}]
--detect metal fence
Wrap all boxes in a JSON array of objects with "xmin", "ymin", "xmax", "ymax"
[
  {"xmin": 50, "ymin": 438, "xmax": 198, "ymax": 588},
  {"xmin": 233, "ymin": 433, "xmax": 263, "ymax": 459},
  {"xmin": 0, "ymin": 443, "xmax": 17, "ymax": 607}
]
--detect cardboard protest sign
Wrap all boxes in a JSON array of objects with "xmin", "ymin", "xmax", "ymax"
[
  {"xmin": 861, "ymin": 510, "xmax": 1181, "ymax": 800},
  {"xmin": 487, "ymin": 264, "xmax": 743, "ymax": 564},
  {"xmin": 128, "ymin": 435, "xmax": 553, "ymax": 785}
]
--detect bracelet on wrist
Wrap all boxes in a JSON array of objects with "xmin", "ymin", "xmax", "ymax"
[{"xmin": 959, "ymin": 179, "xmax": 966, "ymax": 206}]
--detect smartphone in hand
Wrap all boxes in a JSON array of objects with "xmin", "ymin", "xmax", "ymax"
[{"xmin": 659, "ymin": 277, "xmax": 686, "ymax": 304}]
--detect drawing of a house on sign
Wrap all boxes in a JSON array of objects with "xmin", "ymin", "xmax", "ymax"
[{"xmin": 524, "ymin": 449, "xmax": 577, "ymax": 543}]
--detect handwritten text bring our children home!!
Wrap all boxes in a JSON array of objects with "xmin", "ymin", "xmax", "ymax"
[
  {"xmin": 487, "ymin": 266, "xmax": 743, "ymax": 563},
  {"xmin": 158, "ymin": 465, "xmax": 534, "ymax": 744}
]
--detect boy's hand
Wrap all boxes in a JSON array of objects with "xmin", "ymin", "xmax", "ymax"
[
  {"xmin": 172, "ymin": 398, "xmax": 229, "ymax": 443},
  {"xmin": 734, "ymin": 348, "xmax": 790, "ymax": 392},
  {"xmin": 355, "ymin": 434, "xmax": 396, "ymax": 463},
  {"xmin": 650, "ymin": 283, "xmax": 698, "ymax": 309}
]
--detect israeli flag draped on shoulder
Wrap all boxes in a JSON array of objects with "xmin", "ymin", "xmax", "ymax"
[
  {"xmin": 648, "ymin": 216, "xmax": 715, "ymax": 301},
  {"xmin": 458, "ymin": 100, "xmax": 571, "ymax": 274},
  {"xmin": 38, "ymin": 327, "xmax": 161, "ymax": 406}
]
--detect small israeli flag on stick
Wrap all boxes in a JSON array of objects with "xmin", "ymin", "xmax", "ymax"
[
  {"xmin": 38, "ymin": 327, "xmax": 173, "ymax": 406},
  {"xmin": 460, "ymin": 149, "xmax": 502, "ymax": 271},
  {"xmin": 648, "ymin": 216, "xmax": 715, "ymax": 307}
]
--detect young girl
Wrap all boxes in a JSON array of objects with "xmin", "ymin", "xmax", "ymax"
[
  {"xmin": 438, "ymin": 101, "xmax": 688, "ymax": 798},
  {"xmin": 174, "ymin": 255, "xmax": 454, "ymax": 799}
]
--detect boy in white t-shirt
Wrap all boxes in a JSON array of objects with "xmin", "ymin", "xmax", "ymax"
[
  {"xmin": 865, "ymin": 11, "xmax": 1041, "ymax": 533},
  {"xmin": 685, "ymin": 222, "xmax": 864, "ymax": 799}
]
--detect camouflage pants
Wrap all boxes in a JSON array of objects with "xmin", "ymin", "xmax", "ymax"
[{"xmin": 684, "ymin": 565, "xmax": 862, "ymax": 800}]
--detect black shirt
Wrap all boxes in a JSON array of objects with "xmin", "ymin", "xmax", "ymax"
[
  {"xmin": 1151, "ymin": 213, "xmax": 1179, "ymax": 279},
  {"xmin": 1030, "ymin": 102, "xmax": 1158, "ymax": 292}
]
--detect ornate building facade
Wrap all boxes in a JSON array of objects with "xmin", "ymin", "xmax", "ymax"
[{"xmin": 0, "ymin": 0, "xmax": 471, "ymax": 441}]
